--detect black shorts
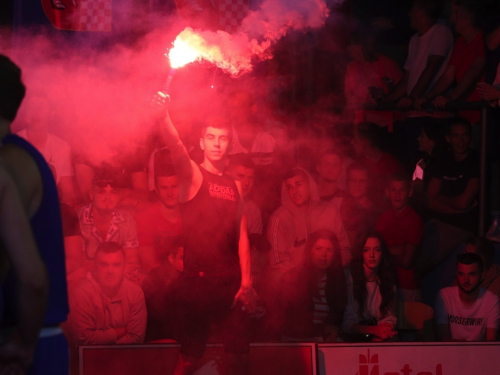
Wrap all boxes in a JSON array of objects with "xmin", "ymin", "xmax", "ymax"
[{"xmin": 175, "ymin": 275, "xmax": 250, "ymax": 358}]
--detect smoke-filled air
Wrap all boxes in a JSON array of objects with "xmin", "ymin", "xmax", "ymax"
[{"xmin": 169, "ymin": 0, "xmax": 329, "ymax": 74}]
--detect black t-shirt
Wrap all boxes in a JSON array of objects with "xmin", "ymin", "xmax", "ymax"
[
  {"xmin": 426, "ymin": 150, "xmax": 479, "ymax": 232},
  {"xmin": 181, "ymin": 166, "xmax": 241, "ymax": 277},
  {"xmin": 427, "ymin": 150, "xmax": 479, "ymax": 198}
]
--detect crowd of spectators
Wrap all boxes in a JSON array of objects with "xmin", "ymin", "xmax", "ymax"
[{"xmin": 13, "ymin": 0, "xmax": 500, "ymax": 351}]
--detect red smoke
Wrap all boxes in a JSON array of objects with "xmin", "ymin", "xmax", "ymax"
[{"xmin": 168, "ymin": 0, "xmax": 329, "ymax": 75}]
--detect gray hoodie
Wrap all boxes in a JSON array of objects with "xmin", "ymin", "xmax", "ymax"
[{"xmin": 267, "ymin": 168, "xmax": 352, "ymax": 271}]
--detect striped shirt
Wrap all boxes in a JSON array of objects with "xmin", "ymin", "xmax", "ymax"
[{"xmin": 312, "ymin": 276, "xmax": 330, "ymax": 324}]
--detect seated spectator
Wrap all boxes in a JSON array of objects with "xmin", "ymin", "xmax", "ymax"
[
  {"xmin": 414, "ymin": 0, "xmax": 485, "ymax": 124},
  {"xmin": 435, "ymin": 253, "xmax": 500, "ymax": 341},
  {"xmin": 226, "ymin": 155, "xmax": 268, "ymax": 287},
  {"xmin": 61, "ymin": 202, "xmax": 86, "ymax": 293},
  {"xmin": 278, "ymin": 230, "xmax": 347, "ymax": 342},
  {"xmin": 315, "ymin": 149, "xmax": 348, "ymax": 205},
  {"xmin": 376, "ymin": 173, "xmax": 424, "ymax": 302},
  {"xmin": 141, "ymin": 236, "xmax": 183, "ymax": 342},
  {"xmin": 342, "ymin": 231, "xmax": 397, "ymax": 342},
  {"xmin": 351, "ymin": 122, "xmax": 404, "ymax": 203},
  {"xmin": 267, "ymin": 168, "xmax": 350, "ymax": 274},
  {"xmin": 426, "ymin": 117, "xmax": 479, "ymax": 233},
  {"xmin": 17, "ymin": 96, "xmax": 79, "ymax": 205},
  {"xmin": 412, "ymin": 121, "xmax": 447, "ymax": 188},
  {"xmin": 340, "ymin": 162, "xmax": 382, "ymax": 251},
  {"xmin": 462, "ymin": 237, "xmax": 500, "ymax": 298},
  {"xmin": 227, "ymin": 154, "xmax": 263, "ymax": 239},
  {"xmin": 67, "ymin": 242, "xmax": 147, "ymax": 345},
  {"xmin": 78, "ymin": 173, "xmax": 139, "ymax": 275},
  {"xmin": 136, "ymin": 163, "xmax": 182, "ymax": 273}
]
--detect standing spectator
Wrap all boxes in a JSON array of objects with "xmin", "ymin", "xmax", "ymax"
[
  {"xmin": 415, "ymin": 0, "xmax": 485, "ymax": 124},
  {"xmin": 342, "ymin": 231, "xmax": 397, "ymax": 342},
  {"xmin": 157, "ymin": 93, "xmax": 256, "ymax": 374},
  {"xmin": 278, "ymin": 230, "xmax": 347, "ymax": 342},
  {"xmin": 435, "ymin": 253, "xmax": 500, "ymax": 341},
  {"xmin": 67, "ymin": 242, "xmax": 147, "ymax": 345},
  {"xmin": 136, "ymin": 164, "xmax": 182, "ymax": 273},
  {"xmin": 381, "ymin": 0, "xmax": 454, "ymax": 168},
  {"xmin": 0, "ymin": 54, "xmax": 68, "ymax": 375},
  {"xmin": 376, "ymin": 173, "xmax": 424, "ymax": 302},
  {"xmin": 17, "ymin": 96, "xmax": 78, "ymax": 206},
  {"xmin": 382, "ymin": 0, "xmax": 454, "ymax": 107}
]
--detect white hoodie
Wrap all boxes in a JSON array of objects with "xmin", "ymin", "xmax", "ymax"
[{"xmin": 267, "ymin": 168, "xmax": 352, "ymax": 271}]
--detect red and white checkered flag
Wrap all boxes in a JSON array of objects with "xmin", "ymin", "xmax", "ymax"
[
  {"xmin": 218, "ymin": 0, "xmax": 249, "ymax": 33},
  {"xmin": 76, "ymin": 0, "xmax": 112, "ymax": 31}
]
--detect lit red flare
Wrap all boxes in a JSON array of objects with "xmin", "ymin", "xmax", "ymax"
[{"xmin": 168, "ymin": 30, "xmax": 204, "ymax": 69}]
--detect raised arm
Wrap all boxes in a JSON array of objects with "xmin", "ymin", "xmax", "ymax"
[{"xmin": 156, "ymin": 94, "xmax": 202, "ymax": 202}]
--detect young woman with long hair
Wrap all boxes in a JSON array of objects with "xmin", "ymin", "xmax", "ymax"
[
  {"xmin": 279, "ymin": 229, "xmax": 347, "ymax": 342},
  {"xmin": 342, "ymin": 231, "xmax": 397, "ymax": 341}
]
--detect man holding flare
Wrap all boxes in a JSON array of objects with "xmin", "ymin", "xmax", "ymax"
[{"xmin": 154, "ymin": 91, "xmax": 257, "ymax": 375}]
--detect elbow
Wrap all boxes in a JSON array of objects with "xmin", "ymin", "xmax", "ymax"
[{"xmin": 455, "ymin": 197, "xmax": 474, "ymax": 211}]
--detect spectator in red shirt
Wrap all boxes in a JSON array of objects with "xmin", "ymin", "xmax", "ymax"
[
  {"xmin": 136, "ymin": 163, "xmax": 182, "ymax": 273},
  {"xmin": 340, "ymin": 162, "xmax": 382, "ymax": 251},
  {"xmin": 414, "ymin": 0, "xmax": 485, "ymax": 123},
  {"xmin": 376, "ymin": 172, "xmax": 424, "ymax": 302}
]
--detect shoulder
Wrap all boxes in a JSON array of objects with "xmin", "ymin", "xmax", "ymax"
[
  {"xmin": 77, "ymin": 204, "xmax": 92, "ymax": 222},
  {"xmin": 480, "ymin": 288, "xmax": 500, "ymax": 304},
  {"xmin": 117, "ymin": 208, "xmax": 135, "ymax": 222},
  {"xmin": 244, "ymin": 199, "xmax": 261, "ymax": 214},
  {"xmin": 71, "ymin": 277, "xmax": 95, "ymax": 301},
  {"xmin": 404, "ymin": 206, "xmax": 423, "ymax": 222},
  {"xmin": 122, "ymin": 279, "xmax": 145, "ymax": 300},
  {"xmin": 136, "ymin": 202, "xmax": 160, "ymax": 220},
  {"xmin": 439, "ymin": 286, "xmax": 457, "ymax": 299},
  {"xmin": 432, "ymin": 23, "xmax": 453, "ymax": 37},
  {"xmin": 269, "ymin": 205, "xmax": 292, "ymax": 222},
  {"xmin": 376, "ymin": 210, "xmax": 392, "ymax": 223}
]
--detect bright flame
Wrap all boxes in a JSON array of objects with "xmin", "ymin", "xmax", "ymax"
[
  {"xmin": 168, "ymin": 32, "xmax": 203, "ymax": 68},
  {"xmin": 166, "ymin": 28, "xmax": 268, "ymax": 76},
  {"xmin": 166, "ymin": 0, "xmax": 329, "ymax": 75}
]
